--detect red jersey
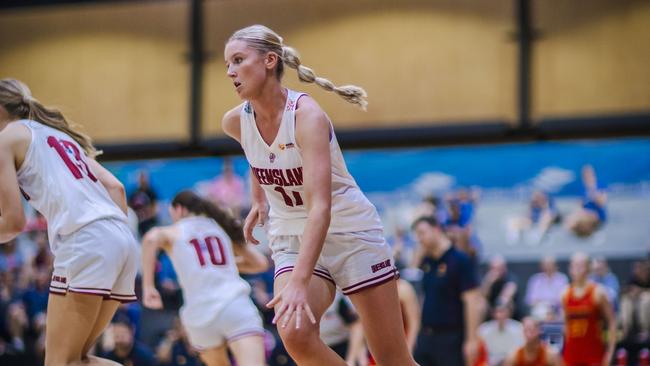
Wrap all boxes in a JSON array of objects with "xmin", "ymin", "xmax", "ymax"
[
  {"xmin": 474, "ymin": 339, "xmax": 489, "ymax": 366},
  {"xmin": 514, "ymin": 344, "xmax": 548, "ymax": 366},
  {"xmin": 562, "ymin": 283, "xmax": 605, "ymax": 366}
]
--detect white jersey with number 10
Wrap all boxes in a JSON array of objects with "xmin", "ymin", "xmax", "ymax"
[{"xmin": 169, "ymin": 216, "xmax": 251, "ymax": 328}]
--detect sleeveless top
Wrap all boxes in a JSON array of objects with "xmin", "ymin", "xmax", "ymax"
[
  {"xmin": 169, "ymin": 216, "xmax": 250, "ymax": 327},
  {"xmin": 239, "ymin": 89, "xmax": 382, "ymax": 236},
  {"xmin": 15, "ymin": 120, "xmax": 125, "ymax": 248},
  {"xmin": 562, "ymin": 282, "xmax": 605, "ymax": 364}
]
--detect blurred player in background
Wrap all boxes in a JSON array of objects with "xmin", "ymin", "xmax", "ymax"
[
  {"xmin": 561, "ymin": 252, "xmax": 616, "ymax": 366},
  {"xmin": 141, "ymin": 190, "xmax": 268, "ymax": 366}
]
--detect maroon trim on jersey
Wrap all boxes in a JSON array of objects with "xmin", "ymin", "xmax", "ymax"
[
  {"xmin": 273, "ymin": 266, "xmax": 294, "ymax": 279},
  {"xmin": 341, "ymin": 269, "xmax": 399, "ymax": 295},
  {"xmin": 66, "ymin": 290, "xmax": 110, "ymax": 300},
  {"xmin": 68, "ymin": 288, "xmax": 111, "ymax": 297},
  {"xmin": 50, "ymin": 286, "xmax": 136, "ymax": 303},
  {"xmin": 49, "ymin": 285, "xmax": 67, "ymax": 295},
  {"xmin": 226, "ymin": 329, "xmax": 265, "ymax": 343},
  {"xmin": 313, "ymin": 272, "xmax": 336, "ymax": 286},
  {"xmin": 108, "ymin": 294, "xmax": 138, "ymax": 304},
  {"xmin": 19, "ymin": 188, "xmax": 31, "ymax": 201},
  {"xmin": 71, "ymin": 286, "xmax": 112, "ymax": 292},
  {"xmin": 274, "ymin": 266, "xmax": 336, "ymax": 285},
  {"xmin": 313, "ymin": 268, "xmax": 334, "ymax": 280}
]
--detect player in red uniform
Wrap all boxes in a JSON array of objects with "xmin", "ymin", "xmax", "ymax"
[{"xmin": 561, "ymin": 252, "xmax": 616, "ymax": 366}]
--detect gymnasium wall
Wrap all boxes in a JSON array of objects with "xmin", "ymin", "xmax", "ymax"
[
  {"xmin": 0, "ymin": 1, "xmax": 190, "ymax": 143},
  {"xmin": 0, "ymin": 0, "xmax": 648, "ymax": 145},
  {"xmin": 531, "ymin": 0, "xmax": 650, "ymax": 120},
  {"xmin": 201, "ymin": 0, "xmax": 518, "ymax": 136}
]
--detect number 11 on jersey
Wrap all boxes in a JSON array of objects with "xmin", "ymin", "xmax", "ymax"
[{"xmin": 274, "ymin": 186, "xmax": 303, "ymax": 207}]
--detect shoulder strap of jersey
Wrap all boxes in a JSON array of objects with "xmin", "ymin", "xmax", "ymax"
[{"xmin": 239, "ymin": 101, "xmax": 255, "ymax": 149}]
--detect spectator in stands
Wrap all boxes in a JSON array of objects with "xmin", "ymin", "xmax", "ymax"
[
  {"xmin": 0, "ymin": 301, "xmax": 34, "ymax": 366},
  {"xmin": 445, "ymin": 190, "xmax": 482, "ymax": 260},
  {"xmin": 478, "ymin": 300, "xmax": 524, "ymax": 366},
  {"xmin": 565, "ymin": 165, "xmax": 607, "ymax": 238},
  {"xmin": 206, "ymin": 157, "xmax": 246, "ymax": 218},
  {"xmin": 412, "ymin": 216, "xmax": 484, "ymax": 366},
  {"xmin": 0, "ymin": 240, "xmax": 24, "ymax": 275},
  {"xmin": 620, "ymin": 260, "xmax": 650, "ymax": 342},
  {"xmin": 101, "ymin": 317, "xmax": 158, "ymax": 366},
  {"xmin": 506, "ymin": 191, "xmax": 558, "ymax": 245},
  {"xmin": 29, "ymin": 230, "xmax": 52, "ymax": 271},
  {"xmin": 21, "ymin": 267, "xmax": 49, "ymax": 329},
  {"xmin": 156, "ymin": 317, "xmax": 202, "ymax": 366},
  {"xmin": 128, "ymin": 170, "xmax": 160, "ymax": 237},
  {"xmin": 503, "ymin": 317, "xmax": 563, "ymax": 366},
  {"xmin": 525, "ymin": 256, "xmax": 568, "ymax": 320},
  {"xmin": 319, "ymin": 291, "xmax": 366, "ymax": 365},
  {"xmin": 482, "ymin": 255, "xmax": 519, "ymax": 319},
  {"xmin": 388, "ymin": 226, "xmax": 416, "ymax": 271},
  {"xmin": 412, "ymin": 195, "xmax": 447, "ymax": 225},
  {"xmin": 5, "ymin": 302, "xmax": 28, "ymax": 354},
  {"xmin": 589, "ymin": 257, "xmax": 619, "ymax": 306}
]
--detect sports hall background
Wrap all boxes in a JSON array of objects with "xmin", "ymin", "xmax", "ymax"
[{"xmin": 0, "ymin": 0, "xmax": 649, "ymax": 365}]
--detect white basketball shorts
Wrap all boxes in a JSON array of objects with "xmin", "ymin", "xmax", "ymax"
[
  {"xmin": 49, "ymin": 218, "xmax": 138, "ymax": 303},
  {"xmin": 181, "ymin": 294, "xmax": 265, "ymax": 350},
  {"xmin": 271, "ymin": 229, "xmax": 398, "ymax": 295}
]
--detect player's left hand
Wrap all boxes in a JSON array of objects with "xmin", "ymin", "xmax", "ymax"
[
  {"xmin": 267, "ymin": 279, "xmax": 316, "ymax": 329},
  {"xmin": 143, "ymin": 286, "xmax": 163, "ymax": 310}
]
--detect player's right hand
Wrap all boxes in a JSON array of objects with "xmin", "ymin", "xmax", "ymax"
[
  {"xmin": 243, "ymin": 202, "xmax": 268, "ymax": 245},
  {"xmin": 143, "ymin": 286, "xmax": 163, "ymax": 309}
]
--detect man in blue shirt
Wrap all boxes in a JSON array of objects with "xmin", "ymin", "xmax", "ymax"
[{"xmin": 412, "ymin": 216, "xmax": 484, "ymax": 366}]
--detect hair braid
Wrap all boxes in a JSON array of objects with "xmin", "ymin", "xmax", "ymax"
[{"xmin": 228, "ymin": 25, "xmax": 368, "ymax": 110}]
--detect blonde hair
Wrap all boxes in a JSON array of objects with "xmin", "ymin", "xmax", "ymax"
[
  {"xmin": 228, "ymin": 25, "xmax": 368, "ymax": 110},
  {"xmin": 0, "ymin": 78, "xmax": 99, "ymax": 158}
]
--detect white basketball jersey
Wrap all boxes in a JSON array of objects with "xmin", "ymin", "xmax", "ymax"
[
  {"xmin": 15, "ymin": 120, "xmax": 126, "ymax": 247},
  {"xmin": 169, "ymin": 216, "xmax": 250, "ymax": 327},
  {"xmin": 240, "ymin": 89, "xmax": 382, "ymax": 236}
]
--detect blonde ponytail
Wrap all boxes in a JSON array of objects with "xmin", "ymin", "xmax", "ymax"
[
  {"xmin": 281, "ymin": 46, "xmax": 368, "ymax": 110},
  {"xmin": 0, "ymin": 79, "xmax": 100, "ymax": 158},
  {"xmin": 228, "ymin": 25, "xmax": 368, "ymax": 110}
]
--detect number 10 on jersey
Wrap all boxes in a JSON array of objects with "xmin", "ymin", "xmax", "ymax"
[{"xmin": 188, "ymin": 236, "xmax": 227, "ymax": 267}]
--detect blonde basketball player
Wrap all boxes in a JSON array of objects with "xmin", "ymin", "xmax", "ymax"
[
  {"xmin": 0, "ymin": 79, "xmax": 138, "ymax": 366},
  {"xmin": 222, "ymin": 25, "xmax": 418, "ymax": 365},
  {"xmin": 141, "ymin": 190, "xmax": 268, "ymax": 366}
]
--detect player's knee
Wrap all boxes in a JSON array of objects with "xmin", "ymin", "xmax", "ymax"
[{"xmin": 278, "ymin": 324, "xmax": 319, "ymax": 355}]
